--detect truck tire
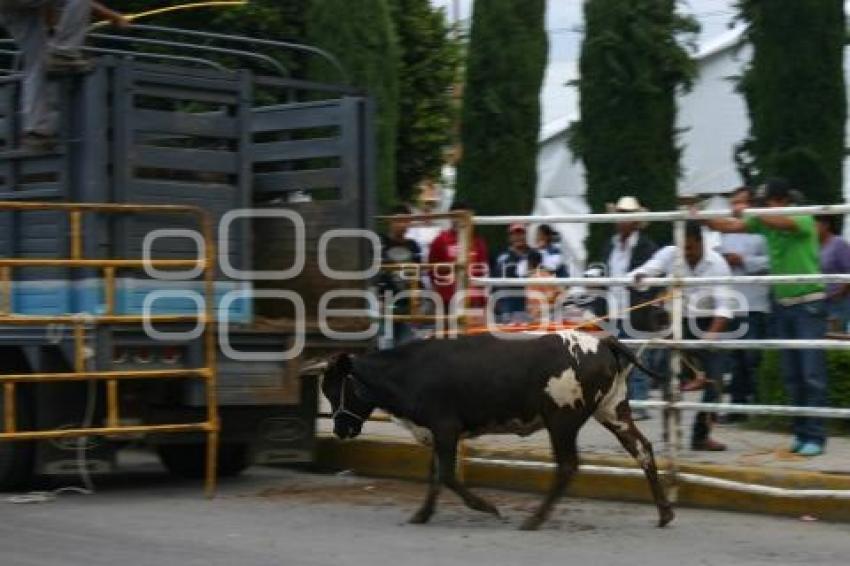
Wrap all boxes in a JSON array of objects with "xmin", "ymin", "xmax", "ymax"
[
  {"xmin": 156, "ymin": 442, "xmax": 252, "ymax": 479},
  {"xmin": 0, "ymin": 387, "xmax": 35, "ymax": 491}
]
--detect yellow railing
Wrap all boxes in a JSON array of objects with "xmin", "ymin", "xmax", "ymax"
[{"xmin": 0, "ymin": 201, "xmax": 219, "ymax": 497}]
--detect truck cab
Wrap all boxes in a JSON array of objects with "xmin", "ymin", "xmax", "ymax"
[{"xmin": 0, "ymin": 26, "xmax": 374, "ymax": 488}]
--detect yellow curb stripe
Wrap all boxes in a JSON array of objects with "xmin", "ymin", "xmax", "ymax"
[{"xmin": 316, "ymin": 436, "xmax": 850, "ymax": 522}]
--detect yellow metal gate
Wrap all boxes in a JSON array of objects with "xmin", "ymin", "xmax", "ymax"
[{"xmin": 0, "ymin": 201, "xmax": 219, "ymax": 496}]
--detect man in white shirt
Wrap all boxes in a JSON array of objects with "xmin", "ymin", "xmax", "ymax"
[
  {"xmin": 631, "ymin": 222, "xmax": 734, "ymax": 451},
  {"xmin": 716, "ymin": 187, "xmax": 771, "ymax": 419},
  {"xmin": 595, "ymin": 196, "xmax": 664, "ymax": 420}
]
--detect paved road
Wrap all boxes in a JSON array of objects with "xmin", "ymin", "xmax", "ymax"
[{"xmin": 1, "ymin": 466, "xmax": 847, "ymax": 566}]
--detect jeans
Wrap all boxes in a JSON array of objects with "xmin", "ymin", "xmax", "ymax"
[
  {"xmin": 615, "ymin": 321, "xmax": 651, "ymax": 407},
  {"xmin": 0, "ymin": 0, "xmax": 90, "ymax": 135},
  {"xmin": 827, "ymin": 295, "xmax": 850, "ymax": 333},
  {"xmin": 728, "ymin": 313, "xmax": 769, "ymax": 404},
  {"xmin": 377, "ymin": 320, "xmax": 416, "ymax": 350},
  {"xmin": 773, "ymin": 299, "xmax": 829, "ymax": 446},
  {"xmin": 684, "ymin": 319, "xmax": 728, "ymax": 444}
]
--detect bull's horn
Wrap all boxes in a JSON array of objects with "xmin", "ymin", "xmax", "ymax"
[{"xmin": 299, "ymin": 358, "xmax": 329, "ymax": 375}]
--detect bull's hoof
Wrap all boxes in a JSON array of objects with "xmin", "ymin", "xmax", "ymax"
[
  {"xmin": 519, "ymin": 516, "xmax": 543, "ymax": 531},
  {"xmin": 467, "ymin": 500, "xmax": 501, "ymax": 518},
  {"xmin": 408, "ymin": 510, "xmax": 433, "ymax": 525},
  {"xmin": 657, "ymin": 507, "xmax": 675, "ymax": 528}
]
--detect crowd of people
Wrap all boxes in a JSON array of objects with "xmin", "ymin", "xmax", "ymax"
[{"xmin": 381, "ymin": 178, "xmax": 849, "ymax": 457}]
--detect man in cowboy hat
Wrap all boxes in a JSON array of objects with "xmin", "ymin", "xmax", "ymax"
[{"xmin": 594, "ymin": 196, "xmax": 665, "ymax": 419}]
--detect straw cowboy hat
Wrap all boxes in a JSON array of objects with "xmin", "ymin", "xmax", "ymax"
[
  {"xmin": 606, "ymin": 196, "xmax": 647, "ymax": 213},
  {"xmin": 606, "ymin": 196, "xmax": 649, "ymax": 227}
]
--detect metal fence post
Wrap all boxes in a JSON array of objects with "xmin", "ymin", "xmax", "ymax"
[
  {"xmin": 456, "ymin": 210, "xmax": 473, "ymax": 482},
  {"xmin": 666, "ymin": 213, "xmax": 686, "ymax": 502}
]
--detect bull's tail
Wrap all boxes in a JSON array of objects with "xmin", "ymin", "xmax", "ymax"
[{"xmin": 604, "ymin": 335, "xmax": 668, "ymax": 382}]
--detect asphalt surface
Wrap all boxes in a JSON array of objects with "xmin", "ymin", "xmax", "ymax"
[{"xmin": 1, "ymin": 465, "xmax": 848, "ymax": 566}]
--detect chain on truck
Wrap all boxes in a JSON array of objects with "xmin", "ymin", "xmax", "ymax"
[{"xmin": 0, "ymin": 25, "xmax": 375, "ymax": 490}]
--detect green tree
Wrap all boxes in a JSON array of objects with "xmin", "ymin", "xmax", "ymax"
[
  {"xmin": 569, "ymin": 0, "xmax": 697, "ymax": 253},
  {"xmin": 735, "ymin": 0, "xmax": 846, "ymax": 204},
  {"xmin": 304, "ymin": 0, "xmax": 400, "ymax": 210},
  {"xmin": 388, "ymin": 0, "xmax": 461, "ymax": 202},
  {"xmin": 455, "ymin": 0, "xmax": 548, "ymax": 241}
]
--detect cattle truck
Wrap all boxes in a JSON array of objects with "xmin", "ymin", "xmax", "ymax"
[{"xmin": 0, "ymin": 26, "xmax": 374, "ymax": 489}]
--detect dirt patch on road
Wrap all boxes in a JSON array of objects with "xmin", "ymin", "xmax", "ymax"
[
  {"xmin": 252, "ymin": 475, "xmax": 546, "ymax": 514},
  {"xmin": 245, "ymin": 473, "xmax": 602, "ymax": 531}
]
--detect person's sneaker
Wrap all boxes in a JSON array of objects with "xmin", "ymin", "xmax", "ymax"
[
  {"xmin": 20, "ymin": 131, "xmax": 57, "ymax": 153},
  {"xmin": 46, "ymin": 50, "xmax": 94, "ymax": 75},
  {"xmin": 796, "ymin": 442, "xmax": 824, "ymax": 457},
  {"xmin": 692, "ymin": 438, "xmax": 727, "ymax": 451}
]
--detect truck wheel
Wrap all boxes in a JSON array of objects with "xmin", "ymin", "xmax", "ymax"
[
  {"xmin": 156, "ymin": 443, "xmax": 252, "ymax": 479},
  {"xmin": 0, "ymin": 388, "xmax": 35, "ymax": 491}
]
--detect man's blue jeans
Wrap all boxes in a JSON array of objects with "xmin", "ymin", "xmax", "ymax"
[
  {"xmin": 827, "ymin": 295, "xmax": 850, "ymax": 332},
  {"xmin": 728, "ymin": 312, "xmax": 769, "ymax": 404},
  {"xmin": 0, "ymin": 0, "xmax": 91, "ymax": 135},
  {"xmin": 616, "ymin": 322, "xmax": 651, "ymax": 406},
  {"xmin": 773, "ymin": 299, "xmax": 829, "ymax": 446}
]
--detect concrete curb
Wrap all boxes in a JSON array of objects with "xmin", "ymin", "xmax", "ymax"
[{"xmin": 316, "ymin": 436, "xmax": 850, "ymax": 522}]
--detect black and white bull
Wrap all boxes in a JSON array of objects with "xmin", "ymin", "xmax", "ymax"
[{"xmin": 319, "ymin": 331, "xmax": 674, "ymax": 530}]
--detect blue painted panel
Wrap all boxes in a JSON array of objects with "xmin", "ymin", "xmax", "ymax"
[{"xmin": 10, "ymin": 280, "xmax": 253, "ymax": 324}]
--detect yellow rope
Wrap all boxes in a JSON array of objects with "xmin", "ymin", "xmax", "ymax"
[
  {"xmin": 575, "ymin": 289, "xmax": 680, "ymax": 330},
  {"xmin": 91, "ymin": 1, "xmax": 248, "ymax": 29}
]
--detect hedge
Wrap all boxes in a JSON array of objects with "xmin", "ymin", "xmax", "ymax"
[{"xmin": 752, "ymin": 350, "xmax": 850, "ymax": 434}]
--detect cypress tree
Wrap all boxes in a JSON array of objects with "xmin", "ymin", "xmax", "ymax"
[
  {"xmin": 735, "ymin": 0, "xmax": 846, "ymax": 204},
  {"xmin": 388, "ymin": 0, "xmax": 461, "ymax": 201},
  {"xmin": 304, "ymin": 0, "xmax": 401, "ymax": 211},
  {"xmin": 455, "ymin": 0, "xmax": 548, "ymax": 243},
  {"xmin": 569, "ymin": 0, "xmax": 697, "ymax": 253}
]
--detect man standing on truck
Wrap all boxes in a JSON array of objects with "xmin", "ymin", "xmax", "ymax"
[{"xmin": 0, "ymin": 1, "xmax": 128, "ymax": 151}]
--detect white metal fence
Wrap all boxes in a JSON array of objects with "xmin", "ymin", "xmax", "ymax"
[{"xmin": 469, "ymin": 202, "xmax": 850, "ymax": 499}]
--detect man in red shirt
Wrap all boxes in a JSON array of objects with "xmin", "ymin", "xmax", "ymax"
[{"xmin": 428, "ymin": 201, "xmax": 489, "ymax": 313}]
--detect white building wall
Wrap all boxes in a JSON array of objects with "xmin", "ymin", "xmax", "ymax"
[{"xmin": 535, "ymin": 26, "xmax": 850, "ymax": 249}]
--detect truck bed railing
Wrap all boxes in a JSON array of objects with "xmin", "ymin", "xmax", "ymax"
[{"xmin": 1, "ymin": 24, "xmax": 350, "ymax": 93}]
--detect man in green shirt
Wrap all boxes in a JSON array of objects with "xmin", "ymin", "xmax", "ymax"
[{"xmin": 704, "ymin": 179, "xmax": 827, "ymax": 457}]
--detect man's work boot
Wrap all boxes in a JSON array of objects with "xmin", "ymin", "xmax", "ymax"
[
  {"xmin": 47, "ymin": 50, "xmax": 94, "ymax": 75},
  {"xmin": 20, "ymin": 131, "xmax": 57, "ymax": 153}
]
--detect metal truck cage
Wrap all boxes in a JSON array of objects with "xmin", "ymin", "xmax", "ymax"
[{"xmin": 0, "ymin": 25, "xmax": 375, "ymax": 489}]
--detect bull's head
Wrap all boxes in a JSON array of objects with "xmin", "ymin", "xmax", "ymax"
[{"xmin": 317, "ymin": 353, "xmax": 375, "ymax": 440}]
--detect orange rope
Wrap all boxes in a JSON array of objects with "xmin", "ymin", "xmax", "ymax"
[{"xmin": 457, "ymin": 290, "xmax": 681, "ymax": 337}]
